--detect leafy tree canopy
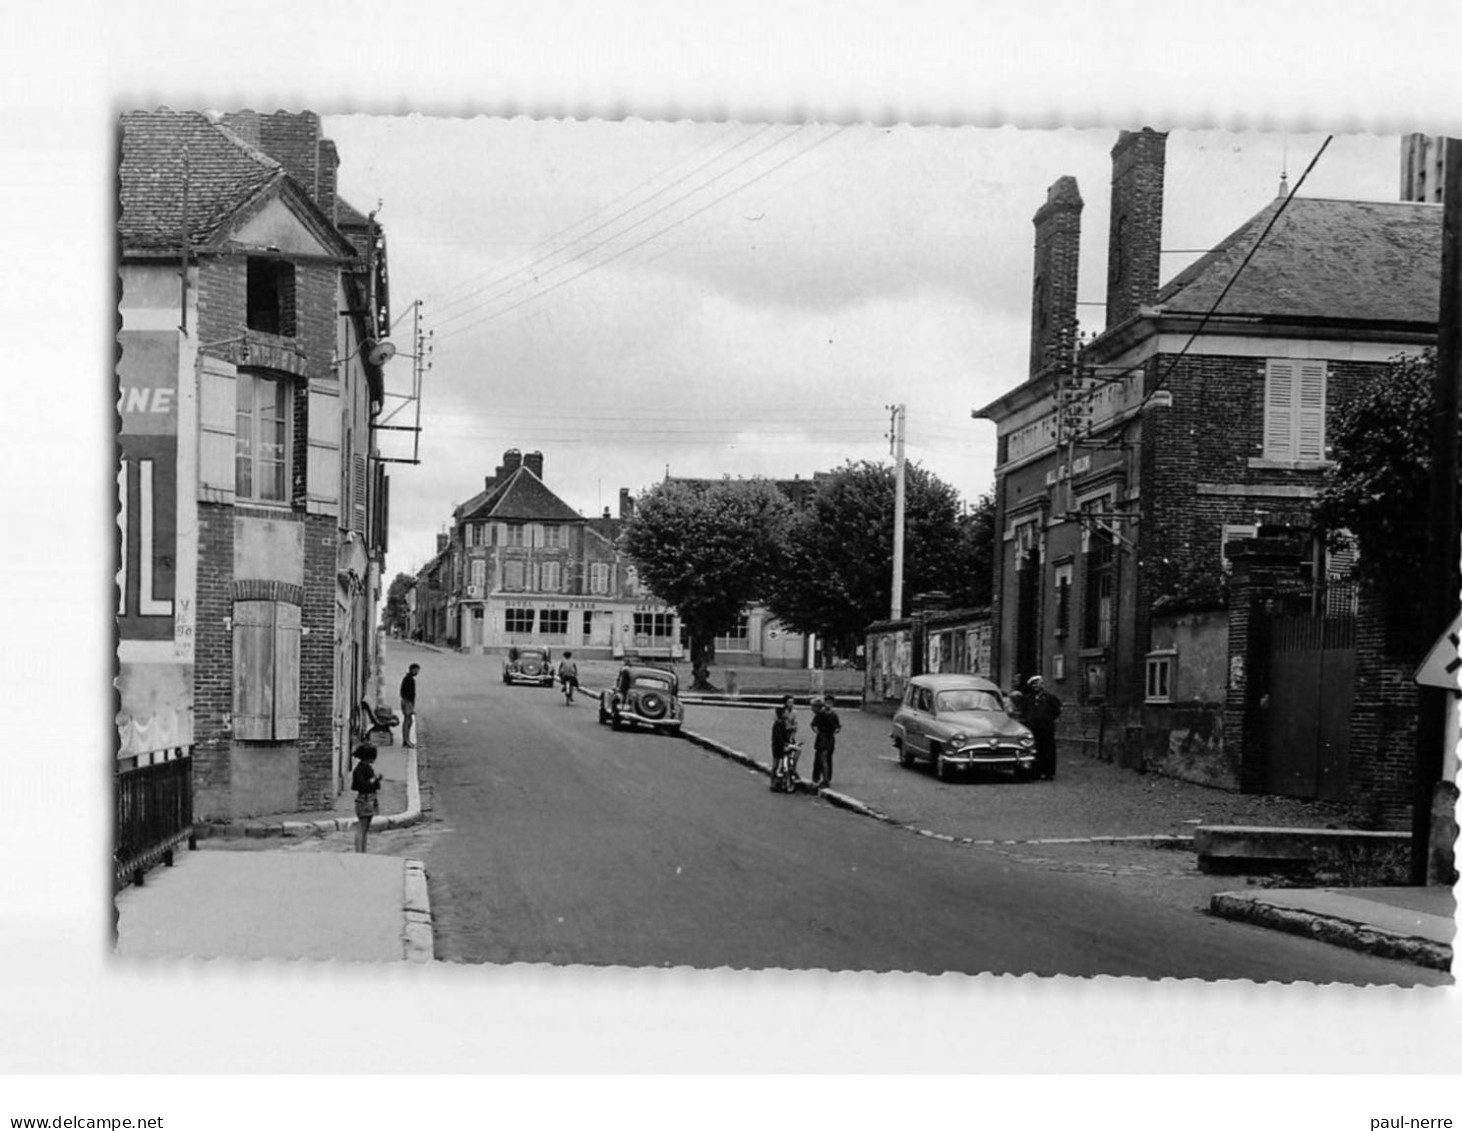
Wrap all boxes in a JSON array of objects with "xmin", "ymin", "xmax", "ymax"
[
  {"xmin": 1315, "ymin": 350, "xmax": 1444, "ymax": 593},
  {"xmin": 764, "ymin": 460, "xmax": 978, "ymax": 654},
  {"xmin": 383, "ymin": 571, "xmax": 414, "ymax": 632},
  {"xmin": 620, "ymin": 478, "xmax": 794, "ymax": 678}
]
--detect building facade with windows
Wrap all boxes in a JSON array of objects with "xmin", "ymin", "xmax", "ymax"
[
  {"xmin": 118, "ymin": 110, "xmax": 393, "ymax": 821},
  {"xmin": 974, "ymin": 130, "xmax": 1441, "ymax": 797},
  {"xmin": 427, "ymin": 450, "xmax": 684, "ymax": 660}
]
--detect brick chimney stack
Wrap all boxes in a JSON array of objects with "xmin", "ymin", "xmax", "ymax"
[
  {"xmin": 1029, "ymin": 176, "xmax": 1084, "ymax": 378},
  {"xmin": 523, "ymin": 451, "xmax": 544, "ymax": 479},
  {"xmin": 1105, "ymin": 128, "xmax": 1168, "ymax": 329},
  {"xmin": 500, "ymin": 449, "xmax": 523, "ymax": 477},
  {"xmin": 619, "ymin": 488, "xmax": 635, "ymax": 520},
  {"xmin": 317, "ymin": 138, "xmax": 339, "ymax": 225}
]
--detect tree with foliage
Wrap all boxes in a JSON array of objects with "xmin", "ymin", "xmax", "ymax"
[
  {"xmin": 384, "ymin": 571, "xmax": 414, "ymax": 637},
  {"xmin": 764, "ymin": 460, "xmax": 975, "ymax": 659},
  {"xmin": 1314, "ymin": 349, "xmax": 1449, "ymax": 641},
  {"xmin": 949, "ymin": 490, "xmax": 997, "ymax": 610},
  {"xmin": 620, "ymin": 478, "xmax": 793, "ymax": 689}
]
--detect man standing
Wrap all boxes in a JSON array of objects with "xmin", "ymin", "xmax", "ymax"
[
  {"xmin": 809, "ymin": 696, "xmax": 842, "ymax": 790},
  {"xmin": 1024, "ymin": 674, "xmax": 1062, "ymax": 780},
  {"xmin": 400, "ymin": 663, "xmax": 421, "ymax": 748}
]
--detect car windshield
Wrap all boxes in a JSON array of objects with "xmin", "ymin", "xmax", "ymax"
[
  {"xmin": 519, "ymin": 649, "xmax": 546, "ymax": 660},
  {"xmin": 934, "ymin": 688, "xmax": 1004, "ymax": 714}
]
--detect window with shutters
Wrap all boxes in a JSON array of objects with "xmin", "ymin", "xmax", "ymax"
[
  {"xmin": 504, "ymin": 559, "xmax": 525, "ymax": 590},
  {"xmin": 232, "ymin": 600, "xmax": 301, "ymax": 740},
  {"xmin": 506, "ymin": 525, "xmax": 524, "ymax": 548},
  {"xmin": 544, "ymin": 525, "xmax": 561, "ymax": 549},
  {"xmin": 1263, "ymin": 359, "xmax": 1327, "ymax": 462},
  {"xmin": 235, "ymin": 373, "xmax": 291, "ymax": 503},
  {"xmin": 541, "ymin": 561, "xmax": 561, "ymax": 592},
  {"xmin": 470, "ymin": 559, "xmax": 485, "ymax": 588},
  {"xmin": 590, "ymin": 562, "xmax": 610, "ymax": 595}
]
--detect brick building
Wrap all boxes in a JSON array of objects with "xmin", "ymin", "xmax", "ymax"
[
  {"xmin": 974, "ymin": 129, "xmax": 1441, "ymax": 819},
  {"xmin": 118, "ymin": 110, "xmax": 393, "ymax": 821}
]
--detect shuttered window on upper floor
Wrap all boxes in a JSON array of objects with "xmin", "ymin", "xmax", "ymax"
[{"xmin": 1263, "ymin": 359, "xmax": 1327, "ymax": 462}]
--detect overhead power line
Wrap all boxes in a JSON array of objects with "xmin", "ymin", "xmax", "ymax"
[
  {"xmin": 432, "ymin": 124, "xmax": 802, "ymax": 333},
  {"xmin": 426, "ymin": 123, "xmax": 769, "ymax": 319},
  {"xmin": 436, "ymin": 125, "xmax": 850, "ymax": 343}
]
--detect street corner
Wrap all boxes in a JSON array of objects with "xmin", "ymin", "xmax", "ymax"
[{"xmin": 402, "ymin": 859, "xmax": 435, "ymax": 963}]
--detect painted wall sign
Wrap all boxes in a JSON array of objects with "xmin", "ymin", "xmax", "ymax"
[{"xmin": 117, "ymin": 332, "xmax": 179, "ymax": 641}]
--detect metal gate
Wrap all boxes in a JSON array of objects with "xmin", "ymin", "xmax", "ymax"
[{"xmin": 1265, "ymin": 589, "xmax": 1356, "ymax": 800}]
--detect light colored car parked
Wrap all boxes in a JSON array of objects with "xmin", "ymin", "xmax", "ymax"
[{"xmin": 891, "ymin": 673, "xmax": 1037, "ymax": 781}]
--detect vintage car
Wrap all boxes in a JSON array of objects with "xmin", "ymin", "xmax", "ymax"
[
  {"xmin": 598, "ymin": 664, "xmax": 684, "ymax": 733},
  {"xmin": 890, "ymin": 673, "xmax": 1037, "ymax": 781},
  {"xmin": 502, "ymin": 645, "xmax": 555, "ymax": 687}
]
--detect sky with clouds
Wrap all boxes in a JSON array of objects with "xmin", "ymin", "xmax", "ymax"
[{"xmin": 322, "ymin": 116, "xmax": 1401, "ymax": 578}]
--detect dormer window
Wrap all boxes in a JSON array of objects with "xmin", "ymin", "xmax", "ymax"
[{"xmin": 247, "ymin": 257, "xmax": 296, "ymax": 336}]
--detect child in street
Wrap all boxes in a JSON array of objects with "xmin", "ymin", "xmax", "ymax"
[{"xmin": 351, "ymin": 743, "xmax": 382, "ymax": 852}]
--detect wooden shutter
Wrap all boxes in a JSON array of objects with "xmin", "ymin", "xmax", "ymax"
[
  {"xmin": 198, "ymin": 356, "xmax": 237, "ymax": 498},
  {"xmin": 306, "ymin": 387, "xmax": 341, "ymax": 512},
  {"xmin": 1297, "ymin": 361, "xmax": 1326, "ymax": 461},
  {"xmin": 1264, "ymin": 360, "xmax": 1296, "ymax": 460},
  {"xmin": 232, "ymin": 600, "xmax": 300, "ymax": 740},
  {"xmin": 351, "ymin": 453, "xmax": 368, "ymax": 534},
  {"xmin": 232, "ymin": 600, "xmax": 274, "ymax": 739},
  {"xmin": 273, "ymin": 602, "xmax": 301, "ymax": 740}
]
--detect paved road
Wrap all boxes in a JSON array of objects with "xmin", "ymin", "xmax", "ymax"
[{"xmin": 400, "ymin": 646, "xmax": 1445, "ymax": 984}]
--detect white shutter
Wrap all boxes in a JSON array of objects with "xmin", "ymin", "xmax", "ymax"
[
  {"xmin": 1297, "ymin": 361, "xmax": 1326, "ymax": 461},
  {"xmin": 1264, "ymin": 360, "xmax": 1295, "ymax": 460},
  {"xmin": 198, "ymin": 356, "xmax": 237, "ymax": 499},
  {"xmin": 306, "ymin": 387, "xmax": 341, "ymax": 512},
  {"xmin": 351, "ymin": 453, "xmax": 368, "ymax": 534}
]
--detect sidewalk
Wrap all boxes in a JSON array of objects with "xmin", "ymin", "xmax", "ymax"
[
  {"xmin": 670, "ymin": 697, "xmax": 1455, "ymax": 971},
  {"xmin": 114, "ymin": 728, "xmax": 432, "ymax": 962}
]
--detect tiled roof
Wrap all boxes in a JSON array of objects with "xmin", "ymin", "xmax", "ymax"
[
  {"xmin": 336, "ymin": 197, "xmax": 372, "ymax": 229},
  {"xmin": 461, "ymin": 468, "xmax": 583, "ymax": 524},
  {"xmin": 1157, "ymin": 196, "xmax": 1442, "ymax": 325},
  {"xmin": 119, "ymin": 109, "xmax": 283, "ymax": 253}
]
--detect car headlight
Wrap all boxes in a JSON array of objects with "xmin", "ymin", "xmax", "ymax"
[
  {"xmin": 949, "ymin": 732, "xmax": 967, "ymax": 747},
  {"xmin": 1019, "ymin": 734, "xmax": 1035, "ymax": 747}
]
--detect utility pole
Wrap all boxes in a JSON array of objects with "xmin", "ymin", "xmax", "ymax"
[
  {"xmin": 889, "ymin": 403, "xmax": 906, "ymax": 621},
  {"xmin": 1412, "ymin": 136, "xmax": 1462, "ymax": 884}
]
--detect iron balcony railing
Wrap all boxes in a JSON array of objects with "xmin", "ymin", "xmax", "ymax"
[{"xmin": 114, "ymin": 749, "xmax": 195, "ymax": 890}]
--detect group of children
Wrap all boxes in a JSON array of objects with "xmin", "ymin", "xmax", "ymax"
[{"xmin": 769, "ymin": 694, "xmax": 842, "ymax": 793}]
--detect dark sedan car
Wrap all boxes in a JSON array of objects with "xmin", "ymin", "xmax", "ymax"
[
  {"xmin": 502, "ymin": 646, "xmax": 555, "ymax": 687},
  {"xmin": 891, "ymin": 673, "xmax": 1037, "ymax": 781},
  {"xmin": 599, "ymin": 664, "xmax": 684, "ymax": 733}
]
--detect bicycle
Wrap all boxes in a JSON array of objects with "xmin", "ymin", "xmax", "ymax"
[
  {"xmin": 560, "ymin": 675, "xmax": 577, "ymax": 705},
  {"xmin": 770, "ymin": 741, "xmax": 803, "ymax": 793}
]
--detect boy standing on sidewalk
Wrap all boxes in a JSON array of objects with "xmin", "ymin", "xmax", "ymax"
[{"xmin": 400, "ymin": 663, "xmax": 421, "ymax": 747}]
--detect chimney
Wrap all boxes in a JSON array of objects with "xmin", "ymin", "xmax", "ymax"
[
  {"xmin": 219, "ymin": 110, "xmax": 260, "ymax": 147},
  {"xmin": 619, "ymin": 488, "xmax": 635, "ymax": 520},
  {"xmin": 1105, "ymin": 128, "xmax": 1168, "ymax": 329},
  {"xmin": 523, "ymin": 451, "xmax": 544, "ymax": 479},
  {"xmin": 1029, "ymin": 176, "xmax": 1083, "ymax": 378},
  {"xmin": 317, "ymin": 138, "xmax": 339, "ymax": 225},
  {"xmin": 249, "ymin": 112, "xmax": 323, "ymax": 205},
  {"xmin": 501, "ymin": 449, "xmax": 523, "ymax": 475},
  {"xmin": 436, "ymin": 533, "xmax": 449, "ymax": 553}
]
